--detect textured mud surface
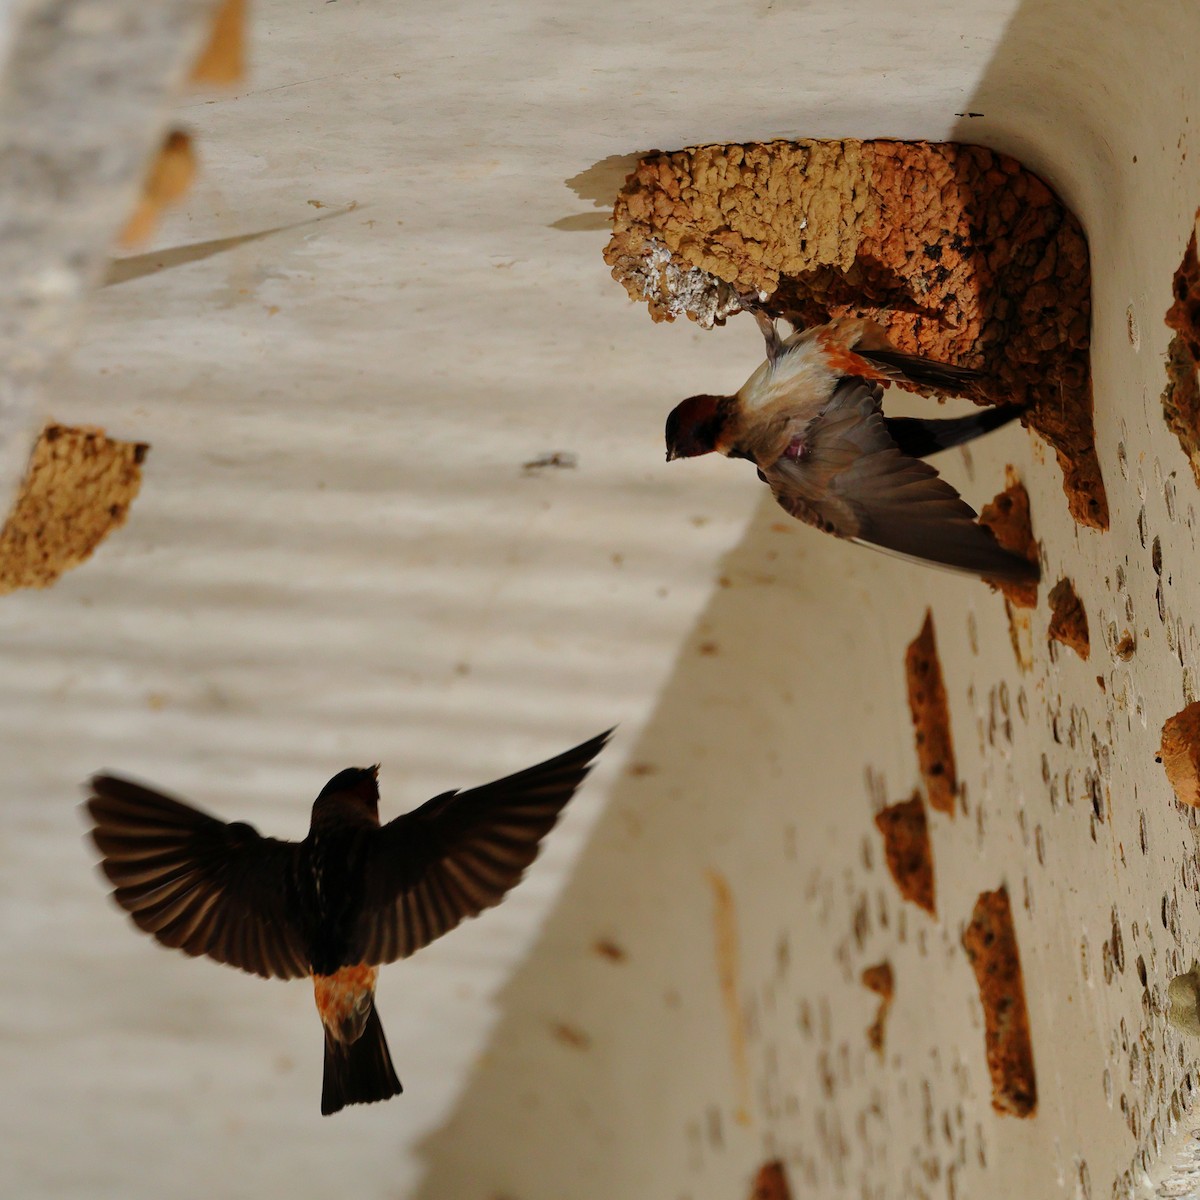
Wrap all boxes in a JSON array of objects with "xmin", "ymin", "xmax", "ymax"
[
  {"xmin": 874, "ymin": 794, "xmax": 936, "ymax": 914},
  {"xmin": 0, "ymin": 424, "xmax": 147, "ymax": 594},
  {"xmin": 1159, "ymin": 702, "xmax": 1200, "ymax": 808},
  {"xmin": 962, "ymin": 888, "xmax": 1038, "ymax": 1117},
  {"xmin": 1048, "ymin": 577, "xmax": 1090, "ymax": 660},
  {"xmin": 1164, "ymin": 218, "xmax": 1200, "ymax": 486},
  {"xmin": 905, "ymin": 612, "xmax": 958, "ymax": 814},
  {"xmin": 979, "ymin": 471, "xmax": 1040, "ymax": 609}
]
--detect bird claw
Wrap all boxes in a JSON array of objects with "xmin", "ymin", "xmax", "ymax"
[{"xmin": 735, "ymin": 298, "xmax": 783, "ymax": 365}]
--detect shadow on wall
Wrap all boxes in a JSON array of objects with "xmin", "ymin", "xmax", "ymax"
[
  {"xmin": 409, "ymin": 0, "xmax": 1200, "ymax": 1195},
  {"xmin": 409, "ymin": 493, "xmax": 1008, "ymax": 1200},
  {"xmin": 950, "ymin": 0, "xmax": 1200, "ymax": 245},
  {"xmin": 947, "ymin": 0, "xmax": 1115, "ymax": 196}
]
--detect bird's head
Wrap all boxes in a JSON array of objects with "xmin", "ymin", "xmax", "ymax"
[
  {"xmin": 665, "ymin": 394, "xmax": 730, "ymax": 461},
  {"xmin": 316, "ymin": 765, "xmax": 380, "ymax": 816}
]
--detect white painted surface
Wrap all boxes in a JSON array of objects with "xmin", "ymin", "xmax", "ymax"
[
  {"xmin": 2, "ymin": 0, "xmax": 1200, "ymax": 1198},
  {"xmin": 0, "ymin": 0, "xmax": 219, "ymax": 509}
]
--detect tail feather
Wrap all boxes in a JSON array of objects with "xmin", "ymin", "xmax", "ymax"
[
  {"xmin": 885, "ymin": 406, "xmax": 1022, "ymax": 459},
  {"xmin": 859, "ymin": 347, "xmax": 983, "ymax": 392},
  {"xmin": 321, "ymin": 1005, "xmax": 402, "ymax": 1116}
]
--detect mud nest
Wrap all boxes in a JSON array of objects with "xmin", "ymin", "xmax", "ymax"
[{"xmin": 605, "ymin": 140, "xmax": 1104, "ymax": 529}]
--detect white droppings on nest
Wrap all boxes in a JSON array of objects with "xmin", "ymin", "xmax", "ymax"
[{"xmin": 636, "ymin": 239, "xmax": 748, "ymax": 328}]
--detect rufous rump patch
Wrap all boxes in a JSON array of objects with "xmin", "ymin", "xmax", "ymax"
[
  {"xmin": 815, "ymin": 327, "xmax": 891, "ymax": 382},
  {"xmin": 314, "ymin": 964, "xmax": 378, "ymax": 1033}
]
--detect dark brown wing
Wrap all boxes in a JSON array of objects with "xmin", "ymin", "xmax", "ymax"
[
  {"xmin": 86, "ymin": 775, "xmax": 310, "ymax": 980},
  {"xmin": 763, "ymin": 379, "xmax": 1038, "ymax": 583},
  {"xmin": 350, "ymin": 729, "xmax": 614, "ymax": 964}
]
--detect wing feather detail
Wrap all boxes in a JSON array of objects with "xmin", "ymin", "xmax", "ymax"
[
  {"xmin": 86, "ymin": 776, "xmax": 310, "ymax": 980},
  {"xmin": 763, "ymin": 379, "xmax": 1038, "ymax": 583},
  {"xmin": 349, "ymin": 730, "xmax": 613, "ymax": 964}
]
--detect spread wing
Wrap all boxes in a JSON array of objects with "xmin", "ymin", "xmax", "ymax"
[
  {"xmin": 86, "ymin": 776, "xmax": 310, "ymax": 980},
  {"xmin": 762, "ymin": 379, "xmax": 1038, "ymax": 582},
  {"xmin": 349, "ymin": 729, "xmax": 613, "ymax": 964}
]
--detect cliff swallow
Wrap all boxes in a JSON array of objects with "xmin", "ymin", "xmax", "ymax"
[
  {"xmin": 665, "ymin": 314, "xmax": 1038, "ymax": 583},
  {"xmin": 85, "ymin": 729, "xmax": 613, "ymax": 1115}
]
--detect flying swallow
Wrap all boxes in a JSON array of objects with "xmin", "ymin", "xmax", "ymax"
[
  {"xmin": 85, "ymin": 728, "xmax": 613, "ymax": 1115},
  {"xmin": 664, "ymin": 314, "xmax": 1038, "ymax": 583}
]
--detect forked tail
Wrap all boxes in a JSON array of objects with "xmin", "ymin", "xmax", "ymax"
[
  {"xmin": 321, "ymin": 1004, "xmax": 402, "ymax": 1116},
  {"xmin": 884, "ymin": 405, "xmax": 1022, "ymax": 459}
]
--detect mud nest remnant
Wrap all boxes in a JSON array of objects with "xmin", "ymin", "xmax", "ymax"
[
  {"xmin": 979, "ymin": 470, "xmax": 1039, "ymax": 608},
  {"xmin": 1159, "ymin": 702, "xmax": 1200, "ymax": 808},
  {"xmin": 862, "ymin": 961, "xmax": 894, "ymax": 1056},
  {"xmin": 748, "ymin": 1161, "xmax": 793, "ymax": 1200},
  {"xmin": 0, "ymin": 424, "xmax": 148, "ymax": 594},
  {"xmin": 1164, "ymin": 216, "xmax": 1200, "ymax": 486},
  {"xmin": 874, "ymin": 793, "xmax": 936, "ymax": 914},
  {"xmin": 1048, "ymin": 577, "xmax": 1090, "ymax": 659},
  {"xmin": 1167, "ymin": 216, "xmax": 1200, "ymax": 364},
  {"xmin": 1167, "ymin": 967, "xmax": 1200, "ymax": 1037},
  {"xmin": 962, "ymin": 887, "xmax": 1037, "ymax": 1117},
  {"xmin": 605, "ymin": 140, "xmax": 1104, "ymax": 529},
  {"xmin": 905, "ymin": 611, "xmax": 957, "ymax": 815}
]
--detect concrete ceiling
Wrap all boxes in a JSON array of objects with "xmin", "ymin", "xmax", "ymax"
[{"xmin": 4, "ymin": 0, "xmax": 1200, "ymax": 1198}]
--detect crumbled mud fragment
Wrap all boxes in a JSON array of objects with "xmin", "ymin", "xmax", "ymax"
[
  {"xmin": 979, "ymin": 471, "xmax": 1039, "ymax": 608},
  {"xmin": 748, "ymin": 1160, "xmax": 793, "ymax": 1200},
  {"xmin": 962, "ymin": 887, "xmax": 1037, "ymax": 1117},
  {"xmin": 862, "ymin": 961, "xmax": 895, "ymax": 1056},
  {"xmin": 1163, "ymin": 214, "xmax": 1200, "ymax": 484},
  {"xmin": 1166, "ymin": 218, "xmax": 1200, "ymax": 364},
  {"xmin": 0, "ymin": 424, "xmax": 147, "ymax": 594},
  {"xmin": 1048, "ymin": 577, "xmax": 1090, "ymax": 659},
  {"xmin": 874, "ymin": 794, "xmax": 936, "ymax": 914},
  {"xmin": 1159, "ymin": 702, "xmax": 1200, "ymax": 807},
  {"xmin": 1168, "ymin": 966, "xmax": 1200, "ymax": 1036},
  {"xmin": 1163, "ymin": 331, "xmax": 1200, "ymax": 488},
  {"xmin": 906, "ymin": 611, "xmax": 958, "ymax": 815}
]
